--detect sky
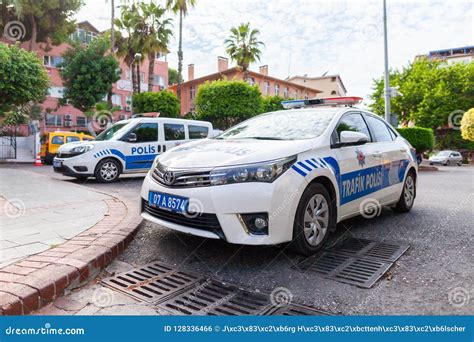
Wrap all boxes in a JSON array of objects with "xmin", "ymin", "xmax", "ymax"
[{"xmin": 76, "ymin": 0, "xmax": 473, "ymax": 103}]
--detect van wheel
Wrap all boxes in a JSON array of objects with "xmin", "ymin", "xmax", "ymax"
[
  {"xmin": 94, "ymin": 158, "xmax": 121, "ymax": 183},
  {"xmin": 44, "ymin": 152, "xmax": 54, "ymax": 165},
  {"xmin": 393, "ymin": 171, "xmax": 416, "ymax": 213},
  {"xmin": 290, "ymin": 183, "xmax": 334, "ymax": 256}
]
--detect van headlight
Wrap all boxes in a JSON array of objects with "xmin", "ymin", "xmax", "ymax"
[
  {"xmin": 70, "ymin": 144, "xmax": 94, "ymax": 155},
  {"xmin": 209, "ymin": 156, "xmax": 296, "ymax": 185}
]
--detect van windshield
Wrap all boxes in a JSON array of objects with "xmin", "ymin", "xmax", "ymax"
[{"xmin": 95, "ymin": 122, "xmax": 134, "ymax": 141}]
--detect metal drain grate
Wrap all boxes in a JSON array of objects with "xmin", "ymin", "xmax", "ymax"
[
  {"xmin": 294, "ymin": 237, "xmax": 409, "ymax": 288},
  {"xmin": 328, "ymin": 237, "xmax": 410, "ymax": 263},
  {"xmin": 157, "ymin": 279, "xmax": 272, "ymax": 315},
  {"xmin": 266, "ymin": 304, "xmax": 330, "ymax": 316},
  {"xmin": 101, "ymin": 261, "xmax": 204, "ymax": 303}
]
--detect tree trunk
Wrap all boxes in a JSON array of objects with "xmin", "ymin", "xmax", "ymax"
[
  {"xmin": 176, "ymin": 9, "xmax": 184, "ymax": 101},
  {"xmin": 136, "ymin": 63, "xmax": 141, "ymax": 93},
  {"xmin": 131, "ymin": 61, "xmax": 137, "ymax": 94},
  {"xmin": 148, "ymin": 52, "xmax": 155, "ymax": 92},
  {"xmin": 110, "ymin": 0, "xmax": 115, "ymax": 53},
  {"xmin": 28, "ymin": 14, "xmax": 37, "ymax": 51}
]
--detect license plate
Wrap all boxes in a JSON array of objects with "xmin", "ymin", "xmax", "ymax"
[
  {"xmin": 148, "ymin": 191, "xmax": 188, "ymax": 213},
  {"xmin": 53, "ymin": 160, "xmax": 62, "ymax": 168}
]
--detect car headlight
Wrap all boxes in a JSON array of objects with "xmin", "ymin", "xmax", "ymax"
[
  {"xmin": 209, "ymin": 155, "xmax": 296, "ymax": 186},
  {"xmin": 70, "ymin": 144, "xmax": 94, "ymax": 154}
]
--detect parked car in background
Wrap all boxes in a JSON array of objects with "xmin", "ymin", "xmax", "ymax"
[
  {"xmin": 53, "ymin": 117, "xmax": 213, "ymax": 182},
  {"xmin": 41, "ymin": 131, "xmax": 95, "ymax": 164},
  {"xmin": 429, "ymin": 150, "xmax": 463, "ymax": 166}
]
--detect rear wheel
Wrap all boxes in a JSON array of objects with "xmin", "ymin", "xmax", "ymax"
[
  {"xmin": 94, "ymin": 158, "xmax": 121, "ymax": 183},
  {"xmin": 393, "ymin": 171, "xmax": 416, "ymax": 213},
  {"xmin": 290, "ymin": 183, "xmax": 335, "ymax": 256},
  {"xmin": 44, "ymin": 152, "xmax": 54, "ymax": 165},
  {"xmin": 446, "ymin": 160, "xmax": 450, "ymax": 166},
  {"xmin": 458, "ymin": 162, "xmax": 462, "ymax": 166}
]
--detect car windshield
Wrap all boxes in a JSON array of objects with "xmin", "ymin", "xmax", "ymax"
[
  {"xmin": 218, "ymin": 109, "xmax": 338, "ymax": 140},
  {"xmin": 95, "ymin": 122, "xmax": 134, "ymax": 141},
  {"xmin": 436, "ymin": 151, "xmax": 450, "ymax": 157}
]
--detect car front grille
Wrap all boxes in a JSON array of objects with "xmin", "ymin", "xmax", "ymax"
[
  {"xmin": 151, "ymin": 163, "xmax": 212, "ymax": 188},
  {"xmin": 57, "ymin": 152, "xmax": 82, "ymax": 158},
  {"xmin": 142, "ymin": 199, "xmax": 225, "ymax": 239}
]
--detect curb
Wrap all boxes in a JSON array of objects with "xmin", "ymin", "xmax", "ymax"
[
  {"xmin": 419, "ymin": 165, "xmax": 438, "ymax": 171},
  {"xmin": 0, "ymin": 196, "xmax": 142, "ymax": 315}
]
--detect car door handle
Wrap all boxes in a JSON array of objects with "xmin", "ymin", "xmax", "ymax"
[{"xmin": 372, "ymin": 152, "xmax": 383, "ymax": 158}]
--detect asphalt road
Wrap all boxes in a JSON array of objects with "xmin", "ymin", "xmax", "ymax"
[{"xmin": 5, "ymin": 163, "xmax": 473, "ymax": 315}]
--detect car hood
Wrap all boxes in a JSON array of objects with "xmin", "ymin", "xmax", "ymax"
[
  {"xmin": 159, "ymin": 138, "xmax": 313, "ymax": 168},
  {"xmin": 57, "ymin": 140, "xmax": 100, "ymax": 152}
]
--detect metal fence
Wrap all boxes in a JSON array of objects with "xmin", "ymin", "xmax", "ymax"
[{"xmin": 0, "ymin": 132, "xmax": 17, "ymax": 160}]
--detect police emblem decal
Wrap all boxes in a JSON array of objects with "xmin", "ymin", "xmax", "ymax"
[{"xmin": 355, "ymin": 149, "xmax": 366, "ymax": 167}]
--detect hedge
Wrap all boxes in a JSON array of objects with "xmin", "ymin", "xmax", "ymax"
[
  {"xmin": 132, "ymin": 91, "xmax": 180, "ymax": 118},
  {"xmin": 396, "ymin": 127, "xmax": 435, "ymax": 153}
]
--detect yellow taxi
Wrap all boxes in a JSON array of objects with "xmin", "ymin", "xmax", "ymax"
[{"xmin": 40, "ymin": 131, "xmax": 94, "ymax": 164}]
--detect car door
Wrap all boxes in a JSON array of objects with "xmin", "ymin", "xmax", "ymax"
[
  {"xmin": 363, "ymin": 113, "xmax": 407, "ymax": 204},
  {"xmin": 122, "ymin": 122, "xmax": 161, "ymax": 172},
  {"xmin": 449, "ymin": 152, "xmax": 461, "ymax": 164},
  {"xmin": 162, "ymin": 122, "xmax": 186, "ymax": 153},
  {"xmin": 331, "ymin": 112, "xmax": 382, "ymax": 217}
]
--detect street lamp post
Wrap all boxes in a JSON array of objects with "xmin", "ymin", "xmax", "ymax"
[
  {"xmin": 383, "ymin": 0, "xmax": 391, "ymax": 123},
  {"xmin": 129, "ymin": 52, "xmax": 142, "ymax": 115}
]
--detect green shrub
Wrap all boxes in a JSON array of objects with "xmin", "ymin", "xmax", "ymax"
[
  {"xmin": 435, "ymin": 128, "xmax": 474, "ymax": 151},
  {"xmin": 262, "ymin": 95, "xmax": 285, "ymax": 112},
  {"xmin": 396, "ymin": 127, "xmax": 435, "ymax": 153},
  {"xmin": 461, "ymin": 108, "xmax": 474, "ymax": 142},
  {"xmin": 195, "ymin": 79, "xmax": 263, "ymax": 129},
  {"xmin": 132, "ymin": 91, "xmax": 180, "ymax": 118}
]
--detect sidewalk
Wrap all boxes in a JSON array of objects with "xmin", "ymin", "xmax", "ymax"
[{"xmin": 0, "ymin": 168, "xmax": 142, "ymax": 315}]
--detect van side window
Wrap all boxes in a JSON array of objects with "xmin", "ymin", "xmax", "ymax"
[
  {"xmin": 51, "ymin": 136, "xmax": 64, "ymax": 145},
  {"xmin": 188, "ymin": 125, "xmax": 209, "ymax": 139},
  {"xmin": 164, "ymin": 124, "xmax": 185, "ymax": 141},
  {"xmin": 130, "ymin": 123, "xmax": 158, "ymax": 142},
  {"xmin": 66, "ymin": 136, "xmax": 80, "ymax": 143}
]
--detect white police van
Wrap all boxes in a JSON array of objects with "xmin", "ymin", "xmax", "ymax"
[
  {"xmin": 53, "ymin": 117, "xmax": 213, "ymax": 182},
  {"xmin": 140, "ymin": 97, "xmax": 418, "ymax": 255}
]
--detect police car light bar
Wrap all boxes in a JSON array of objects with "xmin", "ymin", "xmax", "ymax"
[{"xmin": 281, "ymin": 96, "xmax": 363, "ymax": 109}]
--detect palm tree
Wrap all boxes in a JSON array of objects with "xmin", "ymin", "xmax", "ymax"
[
  {"xmin": 225, "ymin": 22, "xmax": 264, "ymax": 80},
  {"xmin": 166, "ymin": 0, "xmax": 196, "ymax": 101}
]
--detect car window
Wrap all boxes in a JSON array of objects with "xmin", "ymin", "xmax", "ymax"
[
  {"xmin": 333, "ymin": 113, "xmax": 371, "ymax": 144},
  {"xmin": 130, "ymin": 123, "xmax": 158, "ymax": 143},
  {"xmin": 82, "ymin": 136, "xmax": 94, "ymax": 141},
  {"xmin": 66, "ymin": 136, "xmax": 80, "ymax": 143},
  {"xmin": 164, "ymin": 123, "xmax": 185, "ymax": 141},
  {"xmin": 188, "ymin": 125, "xmax": 209, "ymax": 139},
  {"xmin": 365, "ymin": 115, "xmax": 394, "ymax": 142},
  {"xmin": 51, "ymin": 136, "xmax": 64, "ymax": 145}
]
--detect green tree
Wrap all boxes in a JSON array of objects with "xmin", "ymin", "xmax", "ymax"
[
  {"xmin": 168, "ymin": 67, "xmax": 183, "ymax": 85},
  {"xmin": 195, "ymin": 79, "xmax": 263, "ymax": 129},
  {"xmin": 461, "ymin": 108, "xmax": 474, "ymax": 142},
  {"xmin": 225, "ymin": 22, "xmax": 264, "ymax": 80},
  {"xmin": 262, "ymin": 95, "xmax": 285, "ymax": 112},
  {"xmin": 0, "ymin": 0, "xmax": 83, "ymax": 51},
  {"xmin": 0, "ymin": 43, "xmax": 49, "ymax": 124},
  {"xmin": 60, "ymin": 39, "xmax": 120, "ymax": 112},
  {"xmin": 166, "ymin": 0, "xmax": 196, "ymax": 101},
  {"xmin": 132, "ymin": 91, "xmax": 180, "ymax": 118},
  {"xmin": 370, "ymin": 59, "xmax": 474, "ymax": 130}
]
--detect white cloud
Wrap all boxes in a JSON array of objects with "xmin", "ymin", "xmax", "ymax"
[{"xmin": 76, "ymin": 0, "xmax": 473, "ymax": 100}]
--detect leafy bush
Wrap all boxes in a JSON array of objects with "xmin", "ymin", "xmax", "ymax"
[
  {"xmin": 396, "ymin": 127, "xmax": 435, "ymax": 153},
  {"xmin": 132, "ymin": 91, "xmax": 180, "ymax": 118},
  {"xmin": 461, "ymin": 108, "xmax": 474, "ymax": 142},
  {"xmin": 262, "ymin": 95, "xmax": 285, "ymax": 112},
  {"xmin": 435, "ymin": 128, "xmax": 474, "ymax": 151},
  {"xmin": 195, "ymin": 79, "xmax": 263, "ymax": 129}
]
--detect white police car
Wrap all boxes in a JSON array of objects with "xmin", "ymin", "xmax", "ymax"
[
  {"xmin": 140, "ymin": 97, "xmax": 418, "ymax": 255},
  {"xmin": 53, "ymin": 117, "xmax": 213, "ymax": 182}
]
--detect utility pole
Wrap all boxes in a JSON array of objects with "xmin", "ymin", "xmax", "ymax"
[{"xmin": 383, "ymin": 0, "xmax": 391, "ymax": 123}]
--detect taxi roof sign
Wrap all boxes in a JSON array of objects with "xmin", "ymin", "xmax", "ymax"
[{"xmin": 281, "ymin": 96, "xmax": 363, "ymax": 109}]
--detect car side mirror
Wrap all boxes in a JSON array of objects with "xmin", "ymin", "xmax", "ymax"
[
  {"xmin": 127, "ymin": 132, "xmax": 137, "ymax": 143},
  {"xmin": 337, "ymin": 131, "xmax": 368, "ymax": 147}
]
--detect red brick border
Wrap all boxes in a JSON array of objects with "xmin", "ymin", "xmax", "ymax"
[{"xmin": 0, "ymin": 197, "xmax": 142, "ymax": 315}]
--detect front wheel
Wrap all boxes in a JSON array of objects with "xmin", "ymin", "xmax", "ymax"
[
  {"xmin": 393, "ymin": 171, "xmax": 416, "ymax": 213},
  {"xmin": 94, "ymin": 158, "xmax": 121, "ymax": 183},
  {"xmin": 290, "ymin": 183, "xmax": 335, "ymax": 256}
]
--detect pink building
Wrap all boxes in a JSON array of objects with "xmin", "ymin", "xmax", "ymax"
[{"xmin": 4, "ymin": 21, "xmax": 168, "ymax": 135}]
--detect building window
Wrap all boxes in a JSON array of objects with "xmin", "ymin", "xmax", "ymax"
[
  {"xmin": 263, "ymin": 81, "xmax": 270, "ymax": 95},
  {"xmin": 331, "ymin": 77, "xmax": 336, "ymax": 82},
  {"xmin": 76, "ymin": 116, "xmax": 89, "ymax": 127},
  {"xmin": 152, "ymin": 75, "xmax": 165, "ymax": 87},
  {"xmin": 139, "ymin": 72, "xmax": 145, "ymax": 83},
  {"xmin": 304, "ymin": 92, "xmax": 309, "ymax": 100},
  {"xmin": 48, "ymin": 86, "xmax": 65, "ymax": 99},
  {"xmin": 331, "ymin": 90, "xmax": 337, "ymax": 95},
  {"xmin": 283, "ymin": 87, "xmax": 289, "ymax": 99},
  {"xmin": 274, "ymin": 84, "xmax": 280, "ymax": 96},
  {"xmin": 247, "ymin": 77, "xmax": 255, "ymax": 86},
  {"xmin": 293, "ymin": 91, "xmax": 298, "ymax": 99},
  {"xmin": 125, "ymin": 69, "xmax": 132, "ymax": 80},
  {"xmin": 45, "ymin": 114, "xmax": 62, "ymax": 126},
  {"xmin": 112, "ymin": 94, "xmax": 122, "ymax": 108},
  {"xmin": 43, "ymin": 55, "xmax": 64, "ymax": 68},
  {"xmin": 189, "ymin": 85, "xmax": 196, "ymax": 100},
  {"xmin": 70, "ymin": 28, "xmax": 97, "ymax": 44}
]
